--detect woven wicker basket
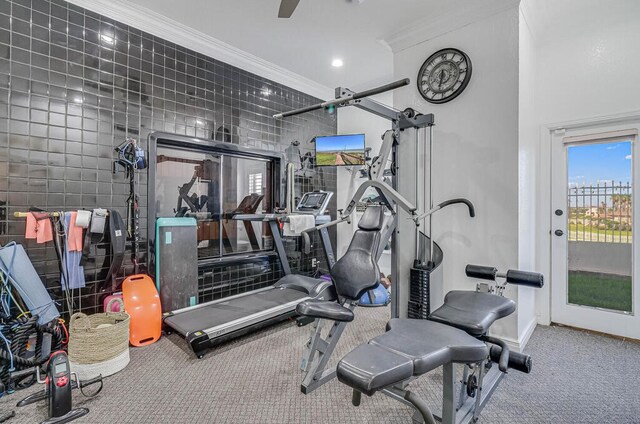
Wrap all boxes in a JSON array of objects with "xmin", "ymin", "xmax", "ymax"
[
  {"xmin": 68, "ymin": 309, "xmax": 130, "ymax": 365},
  {"xmin": 70, "ymin": 349, "xmax": 130, "ymax": 380}
]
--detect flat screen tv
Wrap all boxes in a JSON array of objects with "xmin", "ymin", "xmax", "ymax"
[{"xmin": 315, "ymin": 134, "xmax": 366, "ymax": 166}]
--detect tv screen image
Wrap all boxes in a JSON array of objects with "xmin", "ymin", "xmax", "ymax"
[{"xmin": 315, "ymin": 134, "xmax": 366, "ymax": 166}]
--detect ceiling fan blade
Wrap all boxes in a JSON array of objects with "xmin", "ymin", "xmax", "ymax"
[{"xmin": 278, "ymin": 0, "xmax": 301, "ymax": 18}]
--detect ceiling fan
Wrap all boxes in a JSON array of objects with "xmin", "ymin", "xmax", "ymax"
[
  {"xmin": 278, "ymin": 0, "xmax": 300, "ymax": 18},
  {"xmin": 278, "ymin": 0, "xmax": 365, "ymax": 19}
]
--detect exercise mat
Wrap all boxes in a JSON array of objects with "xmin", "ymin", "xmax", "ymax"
[{"xmin": 0, "ymin": 243, "xmax": 60, "ymax": 325}]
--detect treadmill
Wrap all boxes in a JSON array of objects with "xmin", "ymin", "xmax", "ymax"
[{"xmin": 163, "ymin": 191, "xmax": 335, "ymax": 358}]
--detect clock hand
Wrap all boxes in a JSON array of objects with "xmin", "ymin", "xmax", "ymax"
[{"xmin": 438, "ymin": 70, "xmax": 445, "ymax": 89}]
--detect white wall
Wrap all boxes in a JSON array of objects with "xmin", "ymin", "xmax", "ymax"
[
  {"xmin": 521, "ymin": 0, "xmax": 640, "ymax": 324},
  {"xmin": 533, "ymin": 0, "xmax": 640, "ymax": 124},
  {"xmin": 517, "ymin": 6, "xmax": 538, "ymax": 345},
  {"xmin": 393, "ymin": 8, "xmax": 522, "ymax": 344},
  {"xmin": 336, "ymin": 92, "xmax": 394, "ymax": 272}
]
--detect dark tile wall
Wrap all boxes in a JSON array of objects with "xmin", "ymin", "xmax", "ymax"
[{"xmin": 0, "ymin": 0, "xmax": 337, "ymax": 314}]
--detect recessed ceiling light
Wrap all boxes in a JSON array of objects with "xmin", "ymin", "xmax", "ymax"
[
  {"xmin": 100, "ymin": 34, "xmax": 114, "ymax": 45},
  {"xmin": 332, "ymin": 58, "xmax": 344, "ymax": 68}
]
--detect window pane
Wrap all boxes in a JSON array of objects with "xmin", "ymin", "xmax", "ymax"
[{"xmin": 566, "ymin": 140, "xmax": 632, "ymax": 312}]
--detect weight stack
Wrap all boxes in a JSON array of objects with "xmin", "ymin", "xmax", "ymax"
[
  {"xmin": 408, "ymin": 262, "xmax": 431, "ymax": 319},
  {"xmin": 407, "ymin": 232, "xmax": 443, "ymax": 320}
]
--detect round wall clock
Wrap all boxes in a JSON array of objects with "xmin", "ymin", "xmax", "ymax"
[{"xmin": 417, "ymin": 48, "xmax": 472, "ymax": 104}]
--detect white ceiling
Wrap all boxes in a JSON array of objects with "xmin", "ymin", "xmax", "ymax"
[
  {"xmin": 124, "ymin": 0, "xmax": 473, "ymax": 91},
  {"xmin": 85, "ymin": 0, "xmax": 640, "ymax": 97}
]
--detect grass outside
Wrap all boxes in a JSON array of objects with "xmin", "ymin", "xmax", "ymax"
[
  {"xmin": 316, "ymin": 152, "xmax": 337, "ymax": 166},
  {"xmin": 568, "ymin": 223, "xmax": 632, "ymax": 243},
  {"xmin": 316, "ymin": 151, "xmax": 365, "ymax": 166},
  {"xmin": 568, "ymin": 270, "xmax": 632, "ymax": 312}
]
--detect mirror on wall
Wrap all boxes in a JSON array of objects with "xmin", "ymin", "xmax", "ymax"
[
  {"xmin": 155, "ymin": 146, "xmax": 275, "ymax": 259},
  {"xmin": 221, "ymin": 156, "xmax": 271, "ymax": 254}
]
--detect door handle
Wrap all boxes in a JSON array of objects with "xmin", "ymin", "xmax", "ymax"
[{"xmin": 554, "ymin": 229, "xmax": 564, "ymax": 237}]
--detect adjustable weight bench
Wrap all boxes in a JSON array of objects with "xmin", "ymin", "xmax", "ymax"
[
  {"xmin": 336, "ymin": 265, "xmax": 544, "ymax": 424},
  {"xmin": 296, "ymin": 205, "xmax": 386, "ymax": 394}
]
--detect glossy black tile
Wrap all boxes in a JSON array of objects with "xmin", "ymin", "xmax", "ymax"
[{"xmin": 1, "ymin": 0, "xmax": 336, "ymax": 316}]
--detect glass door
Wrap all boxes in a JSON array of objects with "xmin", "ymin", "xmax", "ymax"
[{"xmin": 551, "ymin": 134, "xmax": 639, "ymax": 338}]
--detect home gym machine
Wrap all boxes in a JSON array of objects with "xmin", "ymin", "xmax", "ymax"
[
  {"xmin": 276, "ymin": 77, "xmax": 445, "ymax": 320},
  {"xmin": 276, "ymin": 78, "xmax": 543, "ymax": 424},
  {"xmin": 275, "ymin": 78, "xmax": 475, "ymax": 394}
]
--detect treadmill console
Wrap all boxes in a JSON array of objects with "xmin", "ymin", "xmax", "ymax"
[{"xmin": 296, "ymin": 191, "xmax": 333, "ymax": 215}]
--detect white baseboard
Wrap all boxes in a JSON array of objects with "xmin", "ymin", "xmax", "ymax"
[
  {"xmin": 499, "ymin": 318, "xmax": 538, "ymax": 353},
  {"xmin": 518, "ymin": 318, "xmax": 538, "ymax": 350}
]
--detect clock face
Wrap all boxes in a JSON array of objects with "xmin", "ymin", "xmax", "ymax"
[{"xmin": 417, "ymin": 48, "xmax": 472, "ymax": 104}]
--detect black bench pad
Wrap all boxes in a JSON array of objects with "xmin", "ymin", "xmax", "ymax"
[
  {"xmin": 336, "ymin": 319, "xmax": 488, "ymax": 395},
  {"xmin": 275, "ymin": 274, "xmax": 334, "ymax": 299},
  {"xmin": 429, "ymin": 291, "xmax": 516, "ymax": 337},
  {"xmin": 296, "ymin": 300, "xmax": 354, "ymax": 322}
]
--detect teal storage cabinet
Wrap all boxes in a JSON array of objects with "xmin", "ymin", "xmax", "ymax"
[{"xmin": 155, "ymin": 218, "xmax": 198, "ymax": 312}]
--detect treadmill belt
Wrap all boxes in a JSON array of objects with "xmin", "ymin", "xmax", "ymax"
[{"xmin": 164, "ymin": 288, "xmax": 307, "ymax": 336}]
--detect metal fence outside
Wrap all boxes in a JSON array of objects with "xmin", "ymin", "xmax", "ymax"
[{"xmin": 567, "ymin": 181, "xmax": 632, "ymax": 243}]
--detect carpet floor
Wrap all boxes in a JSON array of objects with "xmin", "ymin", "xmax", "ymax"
[{"xmin": 1, "ymin": 306, "xmax": 639, "ymax": 423}]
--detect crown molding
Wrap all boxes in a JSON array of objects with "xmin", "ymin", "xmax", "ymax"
[
  {"xmin": 381, "ymin": 0, "xmax": 521, "ymax": 53},
  {"xmin": 518, "ymin": 0, "xmax": 539, "ymax": 44},
  {"xmin": 65, "ymin": 0, "xmax": 333, "ymax": 100}
]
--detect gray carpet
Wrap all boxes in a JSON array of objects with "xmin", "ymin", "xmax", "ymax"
[{"xmin": 1, "ymin": 306, "xmax": 639, "ymax": 423}]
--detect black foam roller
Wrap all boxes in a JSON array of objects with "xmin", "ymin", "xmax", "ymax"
[{"xmin": 489, "ymin": 346, "xmax": 532, "ymax": 374}]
